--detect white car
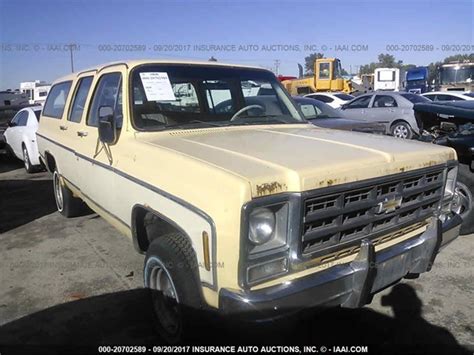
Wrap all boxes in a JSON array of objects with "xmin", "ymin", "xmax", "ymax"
[
  {"xmin": 422, "ymin": 91, "xmax": 474, "ymax": 102},
  {"xmin": 303, "ymin": 92, "xmax": 355, "ymax": 108},
  {"xmin": 4, "ymin": 106, "xmax": 43, "ymax": 173}
]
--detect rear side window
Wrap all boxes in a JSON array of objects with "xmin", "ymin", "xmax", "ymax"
[
  {"xmin": 34, "ymin": 110, "xmax": 41, "ymax": 121},
  {"xmin": 17, "ymin": 111, "xmax": 29, "ymax": 126},
  {"xmin": 88, "ymin": 73, "xmax": 122, "ymax": 127},
  {"xmin": 42, "ymin": 81, "xmax": 72, "ymax": 119},
  {"xmin": 69, "ymin": 76, "xmax": 94, "ymax": 123}
]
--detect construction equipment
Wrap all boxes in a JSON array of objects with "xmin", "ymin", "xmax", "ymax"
[{"xmin": 282, "ymin": 58, "xmax": 352, "ymax": 95}]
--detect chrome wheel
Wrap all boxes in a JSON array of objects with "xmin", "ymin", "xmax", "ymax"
[
  {"xmin": 148, "ymin": 258, "xmax": 180, "ymax": 336},
  {"xmin": 393, "ymin": 124, "xmax": 409, "ymax": 139},
  {"xmin": 452, "ymin": 182, "xmax": 472, "ymax": 220},
  {"xmin": 53, "ymin": 171, "xmax": 64, "ymax": 212},
  {"xmin": 23, "ymin": 147, "xmax": 30, "ymax": 171}
]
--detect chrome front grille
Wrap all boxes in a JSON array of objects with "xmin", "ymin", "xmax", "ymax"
[{"xmin": 301, "ymin": 168, "xmax": 444, "ymax": 256}]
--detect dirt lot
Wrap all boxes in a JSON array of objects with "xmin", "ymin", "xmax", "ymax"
[{"xmin": 0, "ymin": 158, "xmax": 473, "ymax": 350}]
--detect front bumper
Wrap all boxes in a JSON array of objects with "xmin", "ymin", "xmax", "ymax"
[{"xmin": 219, "ymin": 214, "xmax": 462, "ymax": 317}]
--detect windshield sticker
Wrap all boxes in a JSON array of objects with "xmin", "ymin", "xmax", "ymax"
[{"xmin": 139, "ymin": 72, "xmax": 176, "ymax": 101}]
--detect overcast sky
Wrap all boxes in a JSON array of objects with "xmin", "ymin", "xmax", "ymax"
[{"xmin": 0, "ymin": 0, "xmax": 473, "ymax": 89}]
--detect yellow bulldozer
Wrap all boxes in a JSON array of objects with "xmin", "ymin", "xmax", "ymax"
[{"xmin": 282, "ymin": 58, "xmax": 352, "ymax": 95}]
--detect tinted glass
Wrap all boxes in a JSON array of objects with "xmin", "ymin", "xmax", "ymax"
[
  {"xmin": 34, "ymin": 110, "xmax": 41, "ymax": 121},
  {"xmin": 17, "ymin": 111, "xmax": 28, "ymax": 126},
  {"xmin": 88, "ymin": 73, "xmax": 122, "ymax": 127},
  {"xmin": 400, "ymin": 93, "xmax": 430, "ymax": 104},
  {"xmin": 43, "ymin": 81, "xmax": 72, "ymax": 119},
  {"xmin": 69, "ymin": 76, "xmax": 93, "ymax": 123},
  {"xmin": 373, "ymin": 95, "xmax": 398, "ymax": 108},
  {"xmin": 347, "ymin": 95, "xmax": 371, "ymax": 109},
  {"xmin": 437, "ymin": 94, "xmax": 464, "ymax": 101}
]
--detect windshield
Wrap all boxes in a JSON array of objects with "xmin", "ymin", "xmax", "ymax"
[
  {"xmin": 400, "ymin": 93, "xmax": 430, "ymax": 104},
  {"xmin": 334, "ymin": 60, "xmax": 343, "ymax": 79},
  {"xmin": 406, "ymin": 79, "xmax": 426, "ymax": 87},
  {"xmin": 440, "ymin": 66, "xmax": 474, "ymax": 85},
  {"xmin": 131, "ymin": 65, "xmax": 304, "ymax": 130}
]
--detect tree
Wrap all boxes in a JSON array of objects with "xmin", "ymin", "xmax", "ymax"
[{"xmin": 304, "ymin": 52, "xmax": 324, "ymax": 75}]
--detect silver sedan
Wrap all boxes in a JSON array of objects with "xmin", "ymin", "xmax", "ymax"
[{"xmin": 339, "ymin": 92, "xmax": 430, "ymax": 139}]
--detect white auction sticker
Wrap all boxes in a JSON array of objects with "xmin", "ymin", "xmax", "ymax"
[{"xmin": 139, "ymin": 72, "xmax": 176, "ymax": 101}]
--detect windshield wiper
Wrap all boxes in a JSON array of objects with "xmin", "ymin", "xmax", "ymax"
[
  {"xmin": 160, "ymin": 120, "xmax": 226, "ymax": 130},
  {"xmin": 231, "ymin": 115, "xmax": 299, "ymax": 125}
]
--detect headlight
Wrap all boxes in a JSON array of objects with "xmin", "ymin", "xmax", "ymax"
[{"xmin": 249, "ymin": 207, "xmax": 276, "ymax": 245}]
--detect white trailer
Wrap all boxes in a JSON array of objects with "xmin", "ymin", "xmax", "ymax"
[
  {"xmin": 374, "ymin": 68, "xmax": 400, "ymax": 91},
  {"xmin": 20, "ymin": 80, "xmax": 51, "ymax": 105}
]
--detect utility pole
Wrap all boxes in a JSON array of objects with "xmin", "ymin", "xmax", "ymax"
[
  {"xmin": 69, "ymin": 44, "xmax": 75, "ymax": 73},
  {"xmin": 274, "ymin": 59, "xmax": 280, "ymax": 75}
]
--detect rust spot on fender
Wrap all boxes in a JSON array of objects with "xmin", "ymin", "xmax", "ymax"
[{"xmin": 256, "ymin": 182, "xmax": 287, "ymax": 196}]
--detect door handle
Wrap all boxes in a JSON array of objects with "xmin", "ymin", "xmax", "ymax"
[
  {"xmin": 59, "ymin": 125, "xmax": 68, "ymax": 131},
  {"xmin": 77, "ymin": 131, "xmax": 88, "ymax": 137}
]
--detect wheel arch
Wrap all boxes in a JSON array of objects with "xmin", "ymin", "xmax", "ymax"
[
  {"xmin": 131, "ymin": 204, "xmax": 192, "ymax": 254},
  {"xmin": 43, "ymin": 151, "xmax": 57, "ymax": 172}
]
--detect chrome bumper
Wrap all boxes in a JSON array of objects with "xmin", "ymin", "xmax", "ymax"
[{"xmin": 219, "ymin": 214, "xmax": 462, "ymax": 317}]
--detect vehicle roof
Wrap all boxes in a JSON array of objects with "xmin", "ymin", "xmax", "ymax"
[
  {"xmin": 414, "ymin": 100, "xmax": 474, "ymax": 119},
  {"xmin": 18, "ymin": 105, "xmax": 42, "ymax": 112},
  {"xmin": 51, "ymin": 59, "xmax": 269, "ymax": 84}
]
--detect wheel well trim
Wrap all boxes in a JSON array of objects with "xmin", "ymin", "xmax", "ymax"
[{"xmin": 131, "ymin": 203, "xmax": 218, "ymax": 291}]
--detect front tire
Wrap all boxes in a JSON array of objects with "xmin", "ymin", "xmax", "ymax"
[
  {"xmin": 452, "ymin": 164, "xmax": 474, "ymax": 235},
  {"xmin": 390, "ymin": 121, "xmax": 413, "ymax": 139},
  {"xmin": 144, "ymin": 233, "xmax": 203, "ymax": 343},
  {"xmin": 53, "ymin": 170, "xmax": 86, "ymax": 217}
]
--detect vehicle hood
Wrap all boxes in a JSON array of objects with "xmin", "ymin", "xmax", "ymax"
[
  {"xmin": 309, "ymin": 118, "xmax": 386, "ymax": 133},
  {"xmin": 136, "ymin": 124, "xmax": 455, "ymax": 197}
]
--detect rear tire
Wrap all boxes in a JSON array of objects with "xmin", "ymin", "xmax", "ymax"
[
  {"xmin": 390, "ymin": 121, "xmax": 413, "ymax": 139},
  {"xmin": 453, "ymin": 164, "xmax": 474, "ymax": 235},
  {"xmin": 22, "ymin": 145, "xmax": 39, "ymax": 173},
  {"xmin": 144, "ymin": 233, "xmax": 203, "ymax": 343},
  {"xmin": 53, "ymin": 170, "xmax": 86, "ymax": 217}
]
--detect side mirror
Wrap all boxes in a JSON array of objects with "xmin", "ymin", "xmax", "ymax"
[
  {"xmin": 8, "ymin": 121, "xmax": 16, "ymax": 127},
  {"xmin": 98, "ymin": 106, "xmax": 116, "ymax": 144}
]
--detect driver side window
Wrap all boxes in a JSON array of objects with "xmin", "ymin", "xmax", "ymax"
[
  {"xmin": 88, "ymin": 73, "xmax": 122, "ymax": 127},
  {"xmin": 346, "ymin": 96, "xmax": 371, "ymax": 109}
]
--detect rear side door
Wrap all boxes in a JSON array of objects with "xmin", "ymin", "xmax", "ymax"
[
  {"xmin": 58, "ymin": 75, "xmax": 95, "ymax": 187},
  {"xmin": 36, "ymin": 81, "xmax": 73, "ymax": 169},
  {"xmin": 73, "ymin": 68, "xmax": 125, "ymax": 213},
  {"xmin": 340, "ymin": 95, "xmax": 372, "ymax": 120}
]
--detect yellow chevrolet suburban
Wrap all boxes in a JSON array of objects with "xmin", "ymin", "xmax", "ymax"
[{"xmin": 37, "ymin": 60, "xmax": 462, "ymax": 339}]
